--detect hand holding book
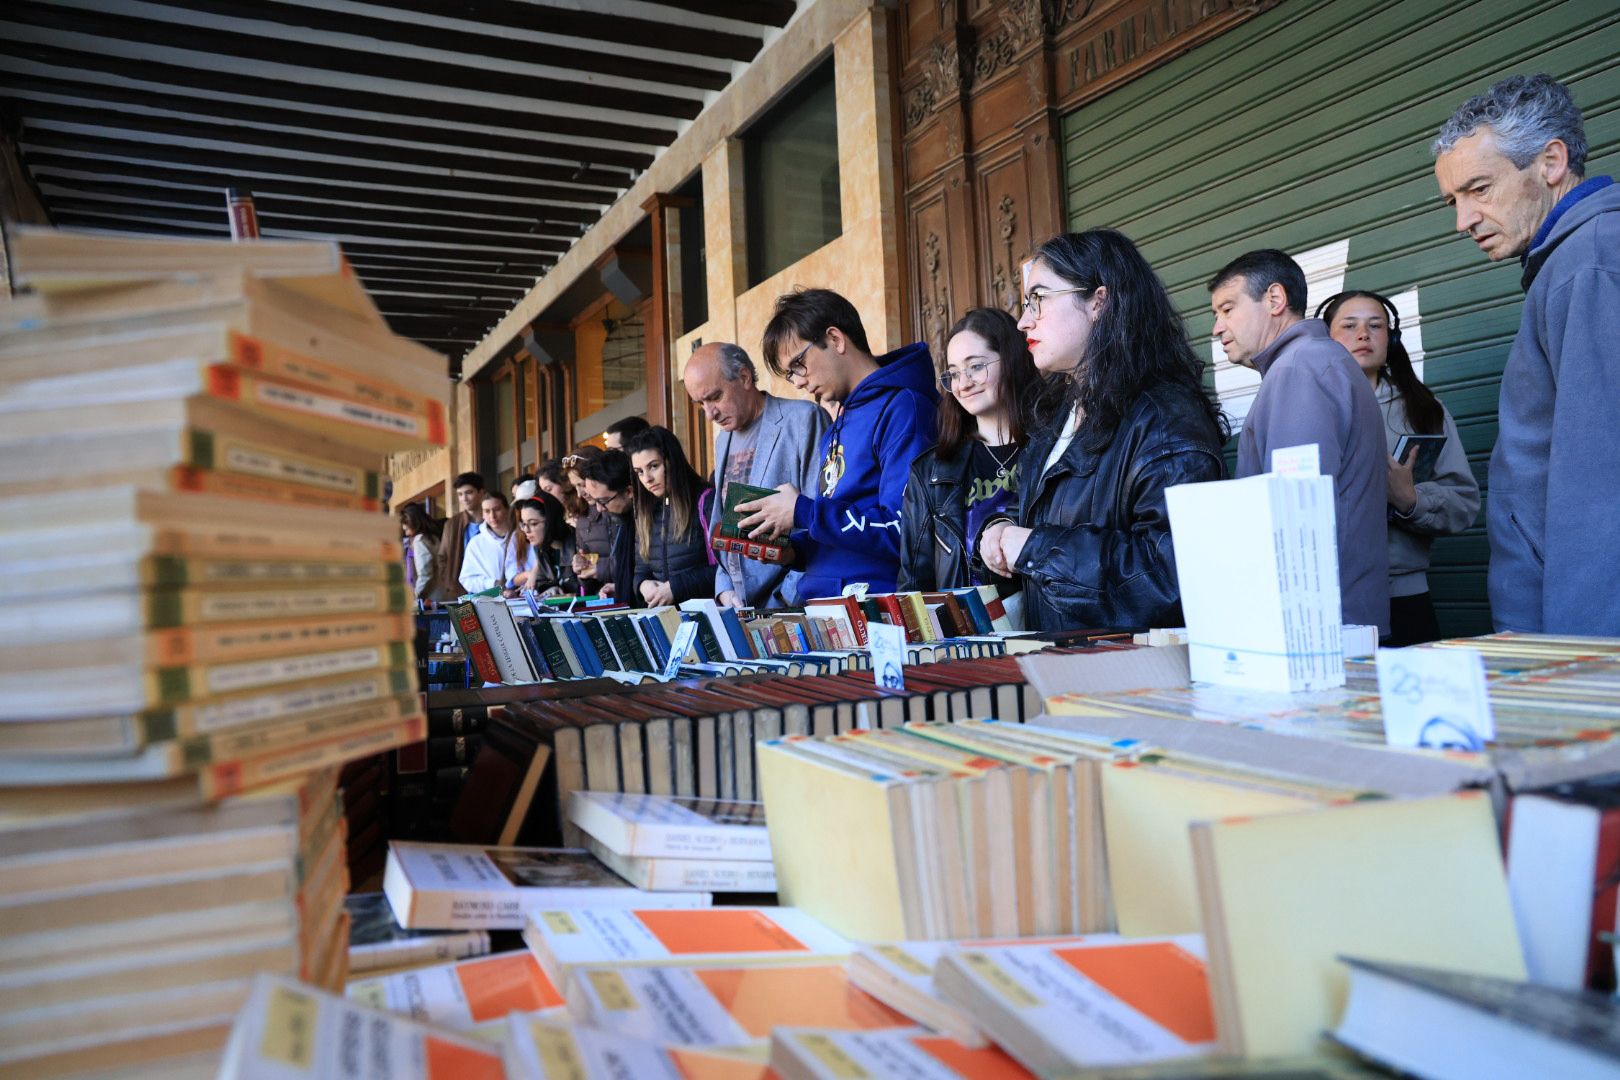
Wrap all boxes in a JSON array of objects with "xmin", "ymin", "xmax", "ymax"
[{"xmin": 714, "ymin": 481, "xmax": 797, "ymax": 565}]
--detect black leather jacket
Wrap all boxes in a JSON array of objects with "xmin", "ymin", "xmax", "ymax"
[
  {"xmin": 898, "ymin": 448, "xmax": 986, "ymax": 592},
  {"xmin": 1015, "ymin": 386, "xmax": 1226, "ymax": 632}
]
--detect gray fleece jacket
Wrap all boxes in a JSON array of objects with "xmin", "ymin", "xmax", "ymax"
[
  {"xmin": 1236, "ymin": 318, "xmax": 1390, "ymax": 635},
  {"xmin": 1488, "ymin": 177, "xmax": 1620, "ymax": 633},
  {"xmin": 1378, "ymin": 383, "xmax": 1480, "ymax": 598}
]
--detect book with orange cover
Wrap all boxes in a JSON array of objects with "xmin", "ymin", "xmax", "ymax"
[
  {"xmin": 771, "ymin": 1026, "xmax": 1035, "ymax": 1080},
  {"xmin": 522, "ymin": 906, "xmax": 850, "ymax": 985},
  {"xmin": 346, "ymin": 950, "xmax": 565, "ymax": 1032},
  {"xmin": 933, "ymin": 935, "xmax": 1218, "ymax": 1075},
  {"xmin": 217, "ymin": 973, "xmax": 505, "ymax": 1080},
  {"xmin": 567, "ymin": 960, "xmax": 911, "ymax": 1049},
  {"xmin": 504, "ymin": 1018, "xmax": 771, "ymax": 1080}
]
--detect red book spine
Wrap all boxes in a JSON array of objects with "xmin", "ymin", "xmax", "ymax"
[
  {"xmin": 453, "ymin": 606, "xmax": 503, "ymax": 684},
  {"xmin": 1589, "ymin": 807, "xmax": 1620, "ymax": 991}
]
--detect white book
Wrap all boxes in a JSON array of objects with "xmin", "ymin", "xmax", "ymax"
[
  {"xmin": 471, "ymin": 597, "xmax": 540, "ymax": 684},
  {"xmin": 771, "ymin": 1026, "xmax": 1030, "ymax": 1080},
  {"xmin": 522, "ymin": 906, "xmax": 850, "ymax": 987},
  {"xmin": 846, "ymin": 935, "xmax": 1113, "ymax": 1048},
  {"xmin": 567, "ymin": 791, "xmax": 771, "ymax": 860},
  {"xmin": 503, "ymin": 1015, "xmax": 761, "ymax": 1079},
  {"xmin": 566, "ymin": 959, "xmax": 906, "ymax": 1049},
  {"xmin": 346, "ymin": 950, "xmax": 564, "ymax": 1032},
  {"xmin": 932, "ymin": 934, "xmax": 1217, "ymax": 1075},
  {"xmin": 1167, "ymin": 472, "xmax": 1343, "ymax": 692},
  {"xmin": 382, "ymin": 841, "xmax": 710, "ymax": 930},
  {"xmin": 678, "ymin": 598, "xmax": 739, "ymax": 661},
  {"xmin": 587, "ymin": 838, "xmax": 778, "ymax": 893},
  {"xmin": 216, "ymin": 972, "xmax": 504, "ymax": 1079}
]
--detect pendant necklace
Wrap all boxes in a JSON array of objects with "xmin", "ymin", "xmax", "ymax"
[{"xmin": 983, "ymin": 441, "xmax": 1018, "ymax": 480}]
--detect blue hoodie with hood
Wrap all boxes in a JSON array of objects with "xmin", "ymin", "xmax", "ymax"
[{"xmin": 790, "ymin": 341, "xmax": 938, "ymax": 601}]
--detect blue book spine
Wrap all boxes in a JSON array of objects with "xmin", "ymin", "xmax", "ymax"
[
  {"xmin": 514, "ymin": 618, "xmax": 553, "ymax": 678},
  {"xmin": 639, "ymin": 614, "xmax": 671, "ymax": 668},
  {"xmin": 718, "ymin": 606, "xmax": 755, "ymax": 659},
  {"xmin": 561, "ymin": 620, "xmax": 605, "ymax": 677}
]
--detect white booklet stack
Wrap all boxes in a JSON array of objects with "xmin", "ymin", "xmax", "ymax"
[
  {"xmin": 568, "ymin": 790, "xmax": 776, "ymax": 892},
  {"xmin": 1166, "ymin": 467, "xmax": 1344, "ymax": 692}
]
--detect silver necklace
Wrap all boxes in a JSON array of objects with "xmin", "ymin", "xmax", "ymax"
[{"xmin": 982, "ymin": 441, "xmax": 1019, "ymax": 480}]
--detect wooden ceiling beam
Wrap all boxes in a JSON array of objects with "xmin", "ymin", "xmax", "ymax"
[
  {"xmin": 0, "ymin": 38, "xmax": 673, "ymax": 149},
  {"xmin": 0, "ymin": 71, "xmax": 656, "ymax": 171},
  {"xmin": 2, "ymin": 2, "xmax": 702, "ymax": 120},
  {"xmin": 27, "ymin": 160, "xmax": 603, "ymax": 223},
  {"xmin": 12, "ymin": 99, "xmax": 632, "ymax": 191},
  {"xmin": 355, "ymin": 0, "xmax": 766, "ymax": 62},
  {"xmin": 20, "ymin": 131, "xmax": 619, "ymax": 206},
  {"xmin": 137, "ymin": 0, "xmax": 731, "ymax": 91}
]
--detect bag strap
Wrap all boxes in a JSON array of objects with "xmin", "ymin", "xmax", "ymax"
[{"xmin": 698, "ymin": 487, "xmax": 717, "ymax": 566}]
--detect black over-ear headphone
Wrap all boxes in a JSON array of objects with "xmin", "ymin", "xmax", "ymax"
[{"xmin": 1315, "ymin": 290, "xmax": 1402, "ymax": 344}]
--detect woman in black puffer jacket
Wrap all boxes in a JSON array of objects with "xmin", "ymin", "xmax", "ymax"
[{"xmin": 625, "ymin": 426, "xmax": 717, "ymax": 607}]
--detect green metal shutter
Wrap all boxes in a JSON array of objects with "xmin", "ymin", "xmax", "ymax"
[{"xmin": 1061, "ymin": 0, "xmax": 1619, "ymax": 636}]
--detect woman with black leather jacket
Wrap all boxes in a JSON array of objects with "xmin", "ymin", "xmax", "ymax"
[
  {"xmin": 980, "ymin": 230, "xmax": 1229, "ymax": 632},
  {"xmin": 898, "ymin": 307, "xmax": 1037, "ymax": 598}
]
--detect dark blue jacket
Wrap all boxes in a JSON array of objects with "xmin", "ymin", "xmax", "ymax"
[{"xmin": 791, "ymin": 342, "xmax": 938, "ymax": 601}]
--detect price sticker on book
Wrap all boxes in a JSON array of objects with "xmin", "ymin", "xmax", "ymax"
[
  {"xmin": 869, "ymin": 620, "xmax": 907, "ymax": 692},
  {"xmin": 661, "ymin": 621, "xmax": 699, "ymax": 679},
  {"xmin": 1375, "ymin": 646, "xmax": 1494, "ymax": 751}
]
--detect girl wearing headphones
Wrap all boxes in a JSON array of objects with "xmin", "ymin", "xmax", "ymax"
[{"xmin": 1321, "ymin": 291, "xmax": 1480, "ymax": 645}]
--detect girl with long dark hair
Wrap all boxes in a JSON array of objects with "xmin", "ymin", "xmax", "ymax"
[
  {"xmin": 624, "ymin": 426, "xmax": 716, "ymax": 606},
  {"xmin": 1320, "ymin": 290, "xmax": 1480, "ymax": 645},
  {"xmin": 899, "ymin": 307, "xmax": 1039, "ymax": 596},
  {"xmin": 980, "ymin": 229, "xmax": 1228, "ymax": 631}
]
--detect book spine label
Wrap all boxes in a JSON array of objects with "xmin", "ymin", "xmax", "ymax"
[
  {"xmin": 202, "ymin": 712, "xmax": 425, "ymax": 799},
  {"xmin": 174, "ymin": 667, "xmax": 411, "ymax": 737},
  {"xmin": 231, "ymin": 330, "xmax": 435, "ymax": 422},
  {"xmin": 207, "ymin": 365, "xmax": 446, "ymax": 445},
  {"xmin": 150, "ymin": 612, "xmax": 412, "ymax": 667},
  {"xmin": 171, "ymin": 463, "xmax": 377, "ymax": 513},
  {"xmin": 448, "ymin": 603, "xmax": 502, "ymax": 683},
  {"xmin": 149, "ymin": 584, "xmax": 405, "ymax": 628}
]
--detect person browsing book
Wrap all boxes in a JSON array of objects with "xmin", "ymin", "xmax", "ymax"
[
  {"xmin": 564, "ymin": 446, "xmax": 614, "ymax": 595},
  {"xmin": 458, "ymin": 492, "xmax": 514, "ymax": 595},
  {"xmin": 1210, "ymin": 248, "xmax": 1389, "ymax": 636},
  {"xmin": 745, "ymin": 288, "xmax": 938, "ymax": 601},
  {"xmin": 899, "ymin": 307, "xmax": 1037, "ymax": 599},
  {"xmin": 625, "ymin": 426, "xmax": 717, "ymax": 607},
  {"xmin": 981, "ymin": 230, "xmax": 1227, "ymax": 632},
  {"xmin": 1321, "ymin": 291, "xmax": 1480, "ymax": 646},
  {"xmin": 507, "ymin": 494, "xmax": 573, "ymax": 599},
  {"xmin": 579, "ymin": 450, "xmax": 637, "ymax": 604},
  {"xmin": 1433, "ymin": 74, "xmax": 1619, "ymax": 633},
  {"xmin": 683, "ymin": 341, "xmax": 828, "ymax": 609}
]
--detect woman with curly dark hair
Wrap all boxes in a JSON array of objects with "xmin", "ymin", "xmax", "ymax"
[{"xmin": 980, "ymin": 229, "xmax": 1228, "ymax": 631}]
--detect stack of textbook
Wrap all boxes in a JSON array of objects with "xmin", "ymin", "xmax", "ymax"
[
  {"xmin": 0, "ymin": 228, "xmax": 444, "ymax": 1075},
  {"xmin": 567, "ymin": 790, "xmax": 776, "ymax": 892}
]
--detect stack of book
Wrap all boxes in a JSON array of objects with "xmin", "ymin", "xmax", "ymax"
[
  {"xmin": 567, "ymin": 790, "xmax": 776, "ymax": 893},
  {"xmin": 1167, "ymin": 471, "xmax": 1344, "ymax": 691},
  {"xmin": 0, "ymin": 227, "xmax": 445, "ymax": 1074}
]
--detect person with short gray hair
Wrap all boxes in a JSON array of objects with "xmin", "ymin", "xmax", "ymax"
[
  {"xmin": 682, "ymin": 340, "xmax": 829, "ymax": 608},
  {"xmin": 1433, "ymin": 73, "xmax": 1618, "ymax": 633}
]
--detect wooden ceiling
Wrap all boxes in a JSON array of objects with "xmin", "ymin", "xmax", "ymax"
[{"xmin": 0, "ymin": 0, "xmax": 796, "ymax": 363}]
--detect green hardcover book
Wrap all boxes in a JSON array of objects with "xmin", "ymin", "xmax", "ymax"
[
  {"xmin": 684, "ymin": 612, "xmax": 725, "ymax": 664},
  {"xmin": 603, "ymin": 615, "xmax": 654, "ymax": 672},
  {"xmin": 578, "ymin": 617, "xmax": 622, "ymax": 672},
  {"xmin": 530, "ymin": 618, "xmax": 575, "ymax": 678},
  {"xmin": 716, "ymin": 482, "xmax": 780, "ymax": 540}
]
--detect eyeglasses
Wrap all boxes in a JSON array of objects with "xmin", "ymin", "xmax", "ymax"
[
  {"xmin": 1019, "ymin": 286, "xmax": 1089, "ymax": 320},
  {"xmin": 939, "ymin": 357, "xmax": 1002, "ymax": 393},
  {"xmin": 784, "ymin": 338, "xmax": 822, "ymax": 380},
  {"xmin": 589, "ymin": 493, "xmax": 623, "ymax": 509}
]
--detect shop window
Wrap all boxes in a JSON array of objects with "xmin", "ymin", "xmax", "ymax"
[{"xmin": 745, "ymin": 59, "xmax": 841, "ymax": 287}]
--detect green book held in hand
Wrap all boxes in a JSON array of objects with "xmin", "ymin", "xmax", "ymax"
[{"xmin": 712, "ymin": 482, "xmax": 796, "ymax": 565}]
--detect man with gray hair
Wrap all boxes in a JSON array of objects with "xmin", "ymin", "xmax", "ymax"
[
  {"xmin": 1433, "ymin": 73, "xmax": 1617, "ymax": 633},
  {"xmin": 682, "ymin": 341, "xmax": 829, "ymax": 608}
]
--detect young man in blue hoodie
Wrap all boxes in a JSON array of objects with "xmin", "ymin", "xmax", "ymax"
[{"xmin": 737, "ymin": 289, "xmax": 937, "ymax": 602}]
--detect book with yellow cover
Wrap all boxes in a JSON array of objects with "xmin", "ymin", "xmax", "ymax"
[
  {"xmin": 522, "ymin": 906, "xmax": 850, "ymax": 986},
  {"xmin": 217, "ymin": 973, "xmax": 505, "ymax": 1079},
  {"xmin": 1190, "ymin": 791, "xmax": 1527, "ymax": 1059},
  {"xmin": 347, "ymin": 950, "xmax": 564, "ymax": 1033},
  {"xmin": 932, "ymin": 935, "xmax": 1218, "ymax": 1075},
  {"xmin": 566, "ymin": 960, "xmax": 911, "ymax": 1049}
]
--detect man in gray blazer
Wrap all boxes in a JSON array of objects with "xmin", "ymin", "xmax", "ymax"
[{"xmin": 683, "ymin": 342, "xmax": 829, "ymax": 609}]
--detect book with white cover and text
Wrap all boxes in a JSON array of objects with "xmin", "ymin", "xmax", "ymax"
[
  {"xmin": 382, "ymin": 840, "xmax": 709, "ymax": 930},
  {"xmin": 346, "ymin": 950, "xmax": 564, "ymax": 1033},
  {"xmin": 568, "ymin": 791, "xmax": 770, "ymax": 860}
]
